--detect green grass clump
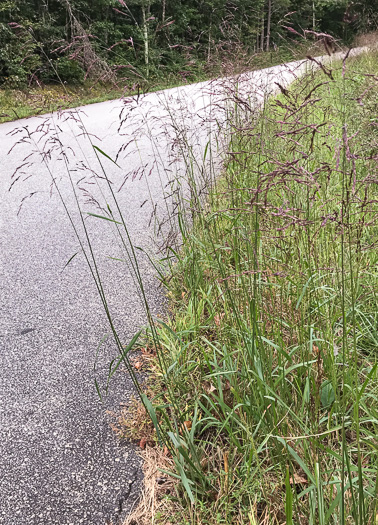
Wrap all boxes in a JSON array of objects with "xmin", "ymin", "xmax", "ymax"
[{"xmin": 150, "ymin": 51, "xmax": 378, "ymax": 524}]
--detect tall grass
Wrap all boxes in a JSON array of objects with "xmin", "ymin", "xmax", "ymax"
[
  {"xmin": 150, "ymin": 50, "xmax": 378, "ymax": 523},
  {"xmin": 8, "ymin": 43, "xmax": 377, "ymax": 524}
]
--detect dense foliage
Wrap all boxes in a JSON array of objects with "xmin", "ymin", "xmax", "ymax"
[{"xmin": 0, "ymin": 0, "xmax": 376, "ymax": 87}]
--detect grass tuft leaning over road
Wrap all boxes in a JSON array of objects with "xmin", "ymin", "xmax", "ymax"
[{"xmin": 134, "ymin": 50, "xmax": 378, "ymax": 524}]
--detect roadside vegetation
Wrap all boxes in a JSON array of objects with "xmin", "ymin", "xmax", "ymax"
[
  {"xmin": 0, "ymin": 78, "xmax": 195, "ymax": 123},
  {"xmin": 5, "ymin": 4, "xmax": 377, "ymax": 522},
  {"xmin": 1, "ymin": 0, "xmax": 376, "ymax": 123},
  {"xmin": 121, "ymin": 49, "xmax": 378, "ymax": 524},
  {"xmin": 0, "ymin": 39, "xmax": 339, "ymax": 124}
]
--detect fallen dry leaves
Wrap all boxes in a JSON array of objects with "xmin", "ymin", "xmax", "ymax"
[
  {"xmin": 181, "ymin": 420, "xmax": 192, "ymax": 433},
  {"xmin": 214, "ymin": 312, "xmax": 225, "ymax": 326},
  {"xmin": 289, "ymin": 473, "xmax": 308, "ymax": 486}
]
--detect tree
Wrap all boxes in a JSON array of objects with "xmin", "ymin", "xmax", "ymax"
[
  {"xmin": 117, "ymin": 0, "xmax": 159, "ymax": 78},
  {"xmin": 0, "ymin": 0, "xmax": 368, "ymax": 86}
]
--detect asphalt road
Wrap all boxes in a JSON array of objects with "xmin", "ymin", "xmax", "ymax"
[{"xmin": 0, "ymin": 51, "xmax": 363, "ymax": 524}]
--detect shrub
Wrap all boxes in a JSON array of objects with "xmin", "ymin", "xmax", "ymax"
[{"xmin": 54, "ymin": 56, "xmax": 85, "ymax": 84}]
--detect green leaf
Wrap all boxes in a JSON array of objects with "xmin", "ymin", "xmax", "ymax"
[
  {"xmin": 94, "ymin": 378, "xmax": 103, "ymax": 403},
  {"xmin": 87, "ymin": 212, "xmax": 122, "ymax": 224},
  {"xmin": 320, "ymin": 380, "xmax": 335, "ymax": 408},
  {"xmin": 93, "ymin": 145, "xmax": 121, "ymax": 167},
  {"xmin": 285, "ymin": 467, "xmax": 293, "ymax": 525},
  {"xmin": 276, "ymin": 437, "xmax": 316, "ymax": 484},
  {"xmin": 62, "ymin": 251, "xmax": 78, "ymax": 270},
  {"xmin": 108, "ymin": 330, "xmax": 142, "ymax": 381},
  {"xmin": 175, "ymin": 460, "xmax": 195, "ymax": 504},
  {"xmin": 142, "ymin": 393, "xmax": 162, "ymax": 443}
]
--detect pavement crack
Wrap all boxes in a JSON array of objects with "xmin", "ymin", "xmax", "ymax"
[{"xmin": 110, "ymin": 468, "xmax": 139, "ymax": 525}]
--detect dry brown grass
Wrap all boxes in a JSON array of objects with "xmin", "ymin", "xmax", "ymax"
[
  {"xmin": 354, "ymin": 31, "xmax": 378, "ymax": 48},
  {"xmin": 124, "ymin": 445, "xmax": 179, "ymax": 525},
  {"xmin": 109, "ymin": 397, "xmax": 157, "ymax": 447}
]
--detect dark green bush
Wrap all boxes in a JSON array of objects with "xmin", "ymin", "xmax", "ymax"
[
  {"xmin": 0, "ymin": 22, "xmax": 41, "ymax": 87},
  {"xmin": 55, "ymin": 57, "xmax": 85, "ymax": 84}
]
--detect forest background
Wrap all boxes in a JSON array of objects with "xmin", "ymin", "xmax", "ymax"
[{"xmin": 0, "ymin": 0, "xmax": 377, "ymax": 93}]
